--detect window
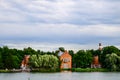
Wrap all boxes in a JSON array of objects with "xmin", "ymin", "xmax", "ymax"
[{"xmin": 63, "ymin": 58, "xmax": 70, "ymax": 63}]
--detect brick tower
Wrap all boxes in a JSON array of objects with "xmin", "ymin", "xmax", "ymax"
[{"xmin": 91, "ymin": 43, "xmax": 102, "ymax": 68}]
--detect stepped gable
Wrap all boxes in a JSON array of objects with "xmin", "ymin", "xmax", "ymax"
[{"xmin": 60, "ymin": 50, "xmax": 72, "ymax": 69}]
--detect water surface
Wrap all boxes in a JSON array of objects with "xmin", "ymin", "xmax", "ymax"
[{"xmin": 0, "ymin": 72, "xmax": 120, "ymax": 80}]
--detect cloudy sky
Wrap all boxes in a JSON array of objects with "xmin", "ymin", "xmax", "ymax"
[{"xmin": 0, "ymin": 0, "xmax": 120, "ymax": 51}]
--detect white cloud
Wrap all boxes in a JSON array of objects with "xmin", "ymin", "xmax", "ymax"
[
  {"xmin": 1, "ymin": 41, "xmax": 120, "ymax": 52},
  {"xmin": 0, "ymin": 41, "xmax": 100, "ymax": 52},
  {"xmin": 0, "ymin": 0, "xmax": 27, "ymax": 22},
  {"xmin": 24, "ymin": 0, "xmax": 75, "ymax": 22},
  {"xmin": 0, "ymin": 0, "xmax": 120, "ymax": 24},
  {"xmin": 0, "ymin": 23, "xmax": 120, "ymax": 38}
]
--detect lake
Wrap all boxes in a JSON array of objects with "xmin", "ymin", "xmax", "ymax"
[{"xmin": 0, "ymin": 72, "xmax": 120, "ymax": 80}]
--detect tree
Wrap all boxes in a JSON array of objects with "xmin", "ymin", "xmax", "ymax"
[
  {"xmin": 59, "ymin": 47, "xmax": 65, "ymax": 52},
  {"xmin": 93, "ymin": 49, "xmax": 101, "ymax": 56},
  {"xmin": 102, "ymin": 46, "xmax": 120, "ymax": 55},
  {"xmin": 30, "ymin": 54, "xmax": 59, "ymax": 70},
  {"xmin": 0, "ymin": 46, "xmax": 21, "ymax": 69},
  {"xmin": 105, "ymin": 53, "xmax": 120, "ymax": 71},
  {"xmin": 0, "ymin": 51, "xmax": 3, "ymax": 68},
  {"xmin": 23, "ymin": 47, "xmax": 36, "ymax": 55},
  {"xmin": 100, "ymin": 46, "xmax": 120, "ymax": 68},
  {"xmin": 68, "ymin": 50, "xmax": 74, "ymax": 67},
  {"xmin": 12, "ymin": 55, "xmax": 20, "ymax": 68},
  {"xmin": 69, "ymin": 50, "xmax": 74, "ymax": 57},
  {"xmin": 73, "ymin": 50, "xmax": 92, "ymax": 68}
]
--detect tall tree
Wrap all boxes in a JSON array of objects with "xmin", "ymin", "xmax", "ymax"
[
  {"xmin": 30, "ymin": 54, "xmax": 59, "ymax": 70},
  {"xmin": 105, "ymin": 53, "xmax": 120, "ymax": 71},
  {"xmin": 100, "ymin": 46, "xmax": 120, "ymax": 68},
  {"xmin": 0, "ymin": 51, "xmax": 3, "ymax": 68},
  {"xmin": 73, "ymin": 50, "xmax": 92, "ymax": 68}
]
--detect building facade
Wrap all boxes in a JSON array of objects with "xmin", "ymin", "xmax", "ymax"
[
  {"xmin": 60, "ymin": 50, "xmax": 72, "ymax": 69},
  {"xmin": 21, "ymin": 55, "xmax": 30, "ymax": 70}
]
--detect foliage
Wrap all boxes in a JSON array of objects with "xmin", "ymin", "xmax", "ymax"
[
  {"xmin": 73, "ymin": 50, "xmax": 93, "ymax": 68},
  {"xmin": 0, "ymin": 45, "xmax": 120, "ymax": 72},
  {"xmin": 30, "ymin": 54, "xmax": 59, "ymax": 70},
  {"xmin": 68, "ymin": 50, "xmax": 74, "ymax": 67},
  {"xmin": 59, "ymin": 47, "xmax": 65, "ymax": 52},
  {"xmin": 0, "ymin": 46, "xmax": 59, "ymax": 69},
  {"xmin": 105, "ymin": 53, "xmax": 120, "ymax": 71},
  {"xmin": 92, "ymin": 49, "xmax": 101, "ymax": 56},
  {"xmin": 72, "ymin": 68, "xmax": 109, "ymax": 72},
  {"xmin": 100, "ymin": 46, "xmax": 120, "ymax": 68},
  {"xmin": 102, "ymin": 46, "xmax": 120, "ymax": 55},
  {"xmin": 23, "ymin": 47, "xmax": 36, "ymax": 55},
  {"xmin": 68, "ymin": 50, "xmax": 74, "ymax": 57},
  {"xmin": 31, "ymin": 68, "xmax": 60, "ymax": 72},
  {"xmin": 0, "ymin": 70, "xmax": 12, "ymax": 73},
  {"xmin": 0, "ymin": 52, "xmax": 3, "ymax": 68}
]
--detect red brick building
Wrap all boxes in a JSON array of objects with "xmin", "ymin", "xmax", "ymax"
[
  {"xmin": 91, "ymin": 43, "xmax": 102, "ymax": 68},
  {"xmin": 21, "ymin": 55, "xmax": 30, "ymax": 70},
  {"xmin": 60, "ymin": 50, "xmax": 72, "ymax": 69}
]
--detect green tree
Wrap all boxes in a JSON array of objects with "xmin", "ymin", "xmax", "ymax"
[
  {"xmin": 1, "ymin": 46, "xmax": 21, "ymax": 69},
  {"xmin": 73, "ymin": 50, "xmax": 92, "ymax": 68},
  {"xmin": 102, "ymin": 46, "xmax": 120, "ymax": 55},
  {"xmin": 105, "ymin": 53, "xmax": 120, "ymax": 71},
  {"xmin": 23, "ymin": 47, "xmax": 36, "ymax": 55},
  {"xmin": 100, "ymin": 46, "xmax": 120, "ymax": 68},
  {"xmin": 93, "ymin": 49, "xmax": 101, "ymax": 56},
  {"xmin": 12, "ymin": 55, "xmax": 20, "ymax": 68},
  {"xmin": 0, "ymin": 51, "xmax": 3, "ymax": 68},
  {"xmin": 59, "ymin": 47, "xmax": 65, "ymax": 52},
  {"xmin": 68, "ymin": 50, "xmax": 74, "ymax": 67},
  {"xmin": 69, "ymin": 50, "xmax": 74, "ymax": 57},
  {"xmin": 30, "ymin": 54, "xmax": 59, "ymax": 70}
]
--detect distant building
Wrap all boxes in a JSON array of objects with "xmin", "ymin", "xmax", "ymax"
[
  {"xmin": 60, "ymin": 50, "xmax": 72, "ymax": 69},
  {"xmin": 21, "ymin": 55, "xmax": 30, "ymax": 71},
  {"xmin": 91, "ymin": 43, "xmax": 102, "ymax": 68},
  {"xmin": 91, "ymin": 55, "xmax": 101, "ymax": 68}
]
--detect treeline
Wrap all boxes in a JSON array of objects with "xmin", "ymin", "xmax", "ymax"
[{"xmin": 0, "ymin": 46, "xmax": 120, "ymax": 71}]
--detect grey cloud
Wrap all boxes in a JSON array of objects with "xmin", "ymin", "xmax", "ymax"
[
  {"xmin": 0, "ymin": 0, "xmax": 120, "ymax": 24},
  {"xmin": 0, "ymin": 0, "xmax": 120, "ymax": 50}
]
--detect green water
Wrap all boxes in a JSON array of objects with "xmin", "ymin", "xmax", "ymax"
[{"xmin": 0, "ymin": 72, "xmax": 120, "ymax": 80}]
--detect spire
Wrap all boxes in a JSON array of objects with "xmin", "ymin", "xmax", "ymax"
[{"xmin": 99, "ymin": 43, "xmax": 102, "ymax": 51}]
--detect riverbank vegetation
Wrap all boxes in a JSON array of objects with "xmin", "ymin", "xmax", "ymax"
[
  {"xmin": 72, "ymin": 68, "xmax": 109, "ymax": 72},
  {"xmin": 0, "ymin": 46, "xmax": 120, "ymax": 72},
  {"xmin": 0, "ymin": 69, "xmax": 11, "ymax": 73}
]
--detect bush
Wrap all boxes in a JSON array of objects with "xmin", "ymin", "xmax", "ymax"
[
  {"xmin": 31, "ymin": 68, "xmax": 60, "ymax": 73},
  {"xmin": 72, "ymin": 68, "xmax": 109, "ymax": 72}
]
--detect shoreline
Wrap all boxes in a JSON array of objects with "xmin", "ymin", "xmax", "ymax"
[{"xmin": 0, "ymin": 68, "xmax": 118, "ymax": 73}]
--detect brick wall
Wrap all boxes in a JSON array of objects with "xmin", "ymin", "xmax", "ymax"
[{"xmin": 60, "ymin": 51, "xmax": 72, "ymax": 69}]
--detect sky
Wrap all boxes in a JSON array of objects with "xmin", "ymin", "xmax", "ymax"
[{"xmin": 0, "ymin": 0, "xmax": 120, "ymax": 52}]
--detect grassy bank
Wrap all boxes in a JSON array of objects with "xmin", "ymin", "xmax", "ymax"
[
  {"xmin": 0, "ymin": 69, "xmax": 22, "ymax": 73},
  {"xmin": 0, "ymin": 70, "xmax": 12, "ymax": 73},
  {"xmin": 0, "ymin": 68, "xmax": 115, "ymax": 73},
  {"xmin": 72, "ymin": 68, "xmax": 109, "ymax": 72},
  {"xmin": 31, "ymin": 68, "xmax": 60, "ymax": 73}
]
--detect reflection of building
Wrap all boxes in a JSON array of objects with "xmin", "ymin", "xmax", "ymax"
[
  {"xmin": 60, "ymin": 50, "xmax": 72, "ymax": 69},
  {"xmin": 91, "ymin": 43, "xmax": 102, "ymax": 68},
  {"xmin": 21, "ymin": 55, "xmax": 30, "ymax": 70}
]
